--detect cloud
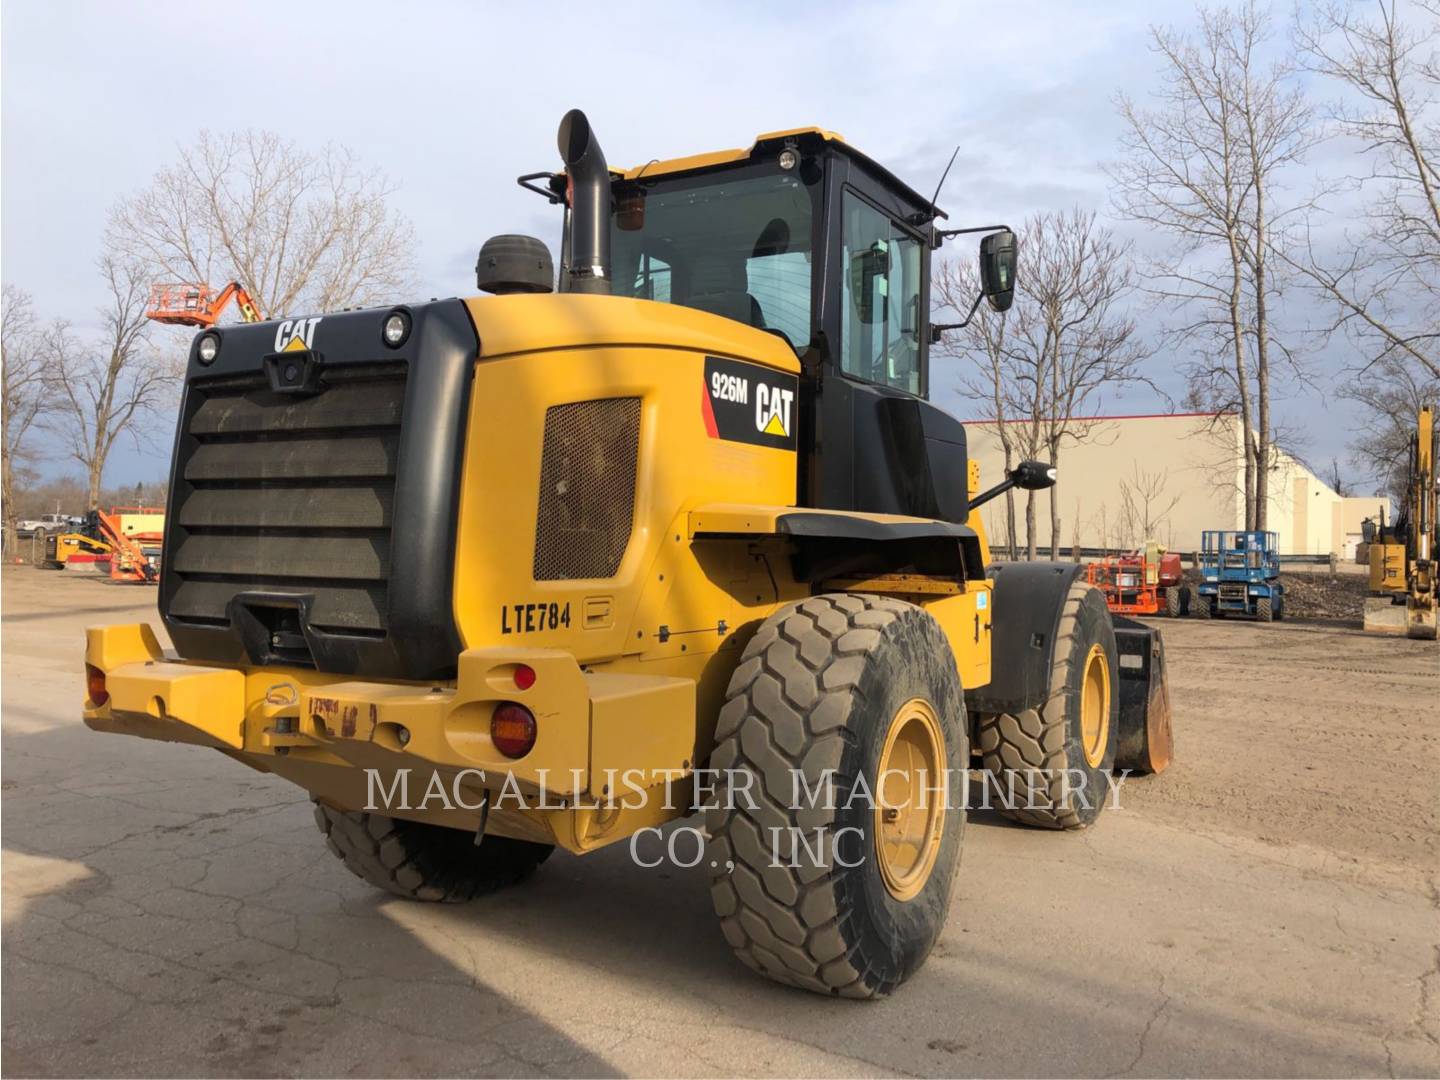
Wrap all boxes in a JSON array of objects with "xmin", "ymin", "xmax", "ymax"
[{"xmin": 0, "ymin": 0, "xmax": 1377, "ymax": 483}]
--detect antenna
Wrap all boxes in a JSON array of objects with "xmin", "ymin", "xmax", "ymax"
[{"xmin": 909, "ymin": 144, "xmax": 960, "ymax": 239}]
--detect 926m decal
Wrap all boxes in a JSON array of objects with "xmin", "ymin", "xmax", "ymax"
[{"xmin": 701, "ymin": 356, "xmax": 798, "ymax": 450}]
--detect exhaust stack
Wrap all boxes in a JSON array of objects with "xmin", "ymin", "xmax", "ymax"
[{"xmin": 557, "ymin": 109, "xmax": 611, "ymax": 295}]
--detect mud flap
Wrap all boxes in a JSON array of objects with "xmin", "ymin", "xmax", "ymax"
[{"xmin": 1110, "ymin": 615, "xmax": 1174, "ymax": 775}]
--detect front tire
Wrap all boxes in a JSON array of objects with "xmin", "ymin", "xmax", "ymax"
[
  {"xmin": 1165, "ymin": 587, "xmax": 1182, "ymax": 618},
  {"xmin": 706, "ymin": 594, "xmax": 967, "ymax": 998},
  {"xmin": 1257, "ymin": 596, "xmax": 1274, "ymax": 622},
  {"xmin": 977, "ymin": 581, "xmax": 1118, "ymax": 830},
  {"xmin": 314, "ymin": 803, "xmax": 553, "ymax": 902}
]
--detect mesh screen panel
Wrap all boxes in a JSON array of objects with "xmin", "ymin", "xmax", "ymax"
[{"xmin": 533, "ymin": 398, "xmax": 641, "ymax": 581}]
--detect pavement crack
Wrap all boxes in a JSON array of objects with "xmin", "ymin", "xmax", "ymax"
[{"xmin": 1105, "ymin": 974, "xmax": 1171, "ymax": 1079}]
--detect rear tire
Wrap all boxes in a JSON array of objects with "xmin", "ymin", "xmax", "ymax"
[
  {"xmin": 1165, "ymin": 587, "xmax": 1181, "ymax": 618},
  {"xmin": 1195, "ymin": 593, "xmax": 1212, "ymax": 619},
  {"xmin": 977, "ymin": 582, "xmax": 1118, "ymax": 830},
  {"xmin": 706, "ymin": 594, "xmax": 967, "ymax": 999},
  {"xmin": 314, "ymin": 803, "xmax": 553, "ymax": 902},
  {"xmin": 1257, "ymin": 596, "xmax": 1273, "ymax": 622}
]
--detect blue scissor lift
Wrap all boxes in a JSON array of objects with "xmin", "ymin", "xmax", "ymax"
[{"xmin": 1196, "ymin": 530, "xmax": 1284, "ymax": 622}]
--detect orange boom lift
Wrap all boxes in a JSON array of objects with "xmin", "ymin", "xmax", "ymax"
[
  {"xmin": 1085, "ymin": 543, "xmax": 1188, "ymax": 617},
  {"xmin": 94, "ymin": 506, "xmax": 164, "ymax": 583},
  {"xmin": 145, "ymin": 282, "xmax": 264, "ymax": 328}
]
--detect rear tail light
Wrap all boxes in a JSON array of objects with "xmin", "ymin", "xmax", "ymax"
[
  {"xmin": 491, "ymin": 702, "xmax": 536, "ymax": 759},
  {"xmin": 86, "ymin": 664, "xmax": 109, "ymax": 706}
]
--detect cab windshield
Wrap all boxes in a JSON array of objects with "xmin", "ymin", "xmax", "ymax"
[{"xmin": 608, "ymin": 168, "xmax": 816, "ymax": 348}]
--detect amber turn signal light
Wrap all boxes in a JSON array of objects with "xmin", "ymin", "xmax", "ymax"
[
  {"xmin": 86, "ymin": 664, "xmax": 109, "ymax": 707},
  {"xmin": 491, "ymin": 702, "xmax": 536, "ymax": 759}
]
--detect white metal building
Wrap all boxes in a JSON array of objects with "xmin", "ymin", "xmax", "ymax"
[{"xmin": 964, "ymin": 411, "xmax": 1388, "ymax": 557}]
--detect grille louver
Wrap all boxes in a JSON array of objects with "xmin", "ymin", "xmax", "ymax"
[{"xmin": 166, "ymin": 363, "xmax": 406, "ymax": 637}]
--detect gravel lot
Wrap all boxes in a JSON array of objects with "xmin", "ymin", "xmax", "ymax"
[{"xmin": 3, "ymin": 567, "xmax": 1437, "ymax": 1078}]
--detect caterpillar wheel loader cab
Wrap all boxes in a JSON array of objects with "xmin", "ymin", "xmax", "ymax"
[{"xmin": 83, "ymin": 110, "xmax": 1173, "ymax": 998}]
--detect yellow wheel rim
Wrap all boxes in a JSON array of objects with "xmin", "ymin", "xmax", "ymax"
[
  {"xmin": 1080, "ymin": 643, "xmax": 1111, "ymax": 768},
  {"xmin": 874, "ymin": 698, "xmax": 946, "ymax": 902}
]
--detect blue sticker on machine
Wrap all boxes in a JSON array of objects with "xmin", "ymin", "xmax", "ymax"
[{"xmin": 977, "ymin": 592, "xmax": 988, "ymax": 610}]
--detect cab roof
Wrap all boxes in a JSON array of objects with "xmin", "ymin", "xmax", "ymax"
[{"xmin": 613, "ymin": 126, "xmax": 944, "ymax": 221}]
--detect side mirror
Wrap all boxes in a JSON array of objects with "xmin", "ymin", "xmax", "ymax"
[
  {"xmin": 1011, "ymin": 460, "xmax": 1055, "ymax": 490},
  {"xmin": 969, "ymin": 459, "xmax": 1056, "ymax": 510},
  {"xmin": 930, "ymin": 224, "xmax": 1017, "ymax": 342},
  {"xmin": 979, "ymin": 230, "xmax": 1016, "ymax": 312}
]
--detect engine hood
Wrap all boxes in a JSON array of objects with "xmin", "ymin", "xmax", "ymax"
[{"xmin": 462, "ymin": 293, "xmax": 801, "ymax": 374}]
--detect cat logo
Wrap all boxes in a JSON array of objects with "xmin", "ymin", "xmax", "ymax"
[
  {"xmin": 756, "ymin": 383, "xmax": 794, "ymax": 438},
  {"xmin": 701, "ymin": 356, "xmax": 798, "ymax": 450},
  {"xmin": 274, "ymin": 316, "xmax": 321, "ymax": 353}
]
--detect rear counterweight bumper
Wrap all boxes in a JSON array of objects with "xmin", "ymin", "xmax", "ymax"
[{"xmin": 83, "ymin": 624, "xmax": 698, "ymax": 849}]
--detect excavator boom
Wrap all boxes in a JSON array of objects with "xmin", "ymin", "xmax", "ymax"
[{"xmin": 1406, "ymin": 406, "xmax": 1437, "ymax": 639}]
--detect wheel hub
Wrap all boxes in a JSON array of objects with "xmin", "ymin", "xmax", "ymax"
[
  {"xmin": 1080, "ymin": 643, "xmax": 1111, "ymax": 768},
  {"xmin": 874, "ymin": 698, "xmax": 946, "ymax": 902}
]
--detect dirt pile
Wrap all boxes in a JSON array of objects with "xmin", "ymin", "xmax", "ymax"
[{"xmin": 1278, "ymin": 571, "xmax": 1368, "ymax": 620}]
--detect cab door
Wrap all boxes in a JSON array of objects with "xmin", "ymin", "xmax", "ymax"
[{"xmin": 805, "ymin": 156, "xmax": 969, "ymax": 523}]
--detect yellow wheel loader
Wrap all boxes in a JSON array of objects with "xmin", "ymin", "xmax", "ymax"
[{"xmin": 84, "ymin": 111, "xmax": 1174, "ymax": 998}]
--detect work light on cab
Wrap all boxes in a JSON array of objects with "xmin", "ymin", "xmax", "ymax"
[
  {"xmin": 382, "ymin": 311, "xmax": 410, "ymax": 348},
  {"xmin": 491, "ymin": 702, "xmax": 536, "ymax": 758}
]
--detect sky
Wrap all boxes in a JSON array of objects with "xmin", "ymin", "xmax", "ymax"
[{"xmin": 0, "ymin": 0, "xmax": 1385, "ymax": 489}]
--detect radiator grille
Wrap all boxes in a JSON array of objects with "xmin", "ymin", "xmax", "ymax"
[
  {"xmin": 166, "ymin": 363, "xmax": 405, "ymax": 636},
  {"xmin": 533, "ymin": 398, "xmax": 641, "ymax": 581}
]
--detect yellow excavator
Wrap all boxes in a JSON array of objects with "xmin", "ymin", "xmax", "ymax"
[{"xmin": 1364, "ymin": 405, "xmax": 1437, "ymax": 639}]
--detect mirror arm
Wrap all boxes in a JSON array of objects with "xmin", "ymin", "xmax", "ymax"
[
  {"xmin": 930, "ymin": 291, "xmax": 985, "ymax": 342},
  {"xmin": 968, "ymin": 474, "xmax": 1017, "ymax": 511},
  {"xmin": 934, "ymin": 223, "xmax": 1012, "ymax": 246}
]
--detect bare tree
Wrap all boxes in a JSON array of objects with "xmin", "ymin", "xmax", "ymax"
[
  {"xmin": 1119, "ymin": 464, "xmax": 1185, "ymax": 547},
  {"xmin": 107, "ymin": 130, "xmax": 417, "ymax": 319},
  {"xmin": 1, "ymin": 286, "xmax": 50, "ymax": 552},
  {"xmin": 1111, "ymin": 2, "xmax": 1315, "ymax": 530},
  {"xmin": 1285, "ymin": 1, "xmax": 1439, "ymax": 493},
  {"xmin": 934, "ymin": 258, "xmax": 1020, "ymax": 559},
  {"xmin": 1009, "ymin": 209, "xmax": 1151, "ymax": 558},
  {"xmin": 1321, "ymin": 456, "xmax": 1353, "ymax": 496},
  {"xmin": 1345, "ymin": 353, "xmax": 1438, "ymax": 502},
  {"xmin": 936, "ymin": 210, "xmax": 1150, "ymax": 560},
  {"xmin": 1290, "ymin": 0, "xmax": 1439, "ymax": 380},
  {"xmin": 47, "ymin": 258, "xmax": 175, "ymax": 509}
]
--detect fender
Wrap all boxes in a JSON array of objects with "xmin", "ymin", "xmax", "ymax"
[
  {"xmin": 968, "ymin": 561, "xmax": 1174, "ymax": 776},
  {"xmin": 688, "ymin": 503, "xmax": 985, "ymax": 583},
  {"xmin": 965, "ymin": 560, "xmax": 1086, "ymax": 715}
]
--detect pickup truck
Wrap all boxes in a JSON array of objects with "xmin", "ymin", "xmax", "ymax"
[{"xmin": 16, "ymin": 514, "xmax": 82, "ymax": 537}]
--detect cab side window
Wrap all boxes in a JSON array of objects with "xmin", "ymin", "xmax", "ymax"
[{"xmin": 840, "ymin": 191, "xmax": 922, "ymax": 394}]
